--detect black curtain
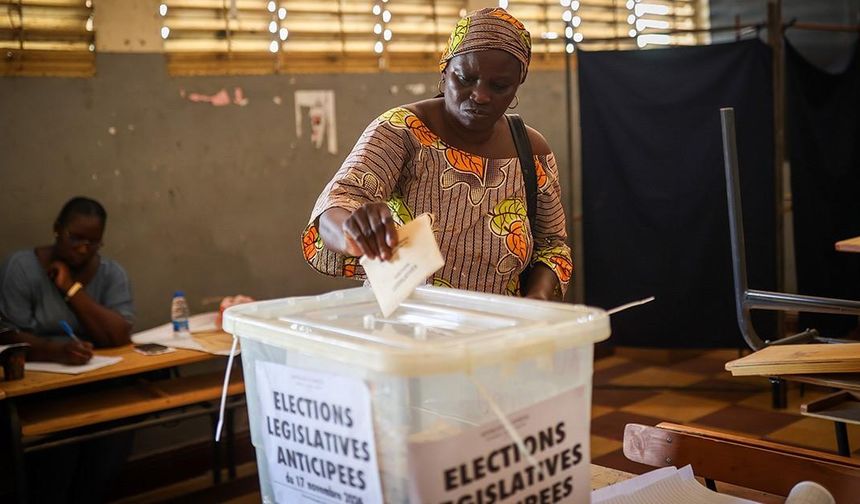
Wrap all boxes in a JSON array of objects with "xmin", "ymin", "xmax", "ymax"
[
  {"xmin": 787, "ymin": 39, "xmax": 860, "ymax": 338},
  {"xmin": 580, "ymin": 40, "xmax": 776, "ymax": 348}
]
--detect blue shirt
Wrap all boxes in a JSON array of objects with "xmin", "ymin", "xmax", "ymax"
[{"xmin": 0, "ymin": 249, "xmax": 134, "ymax": 338}]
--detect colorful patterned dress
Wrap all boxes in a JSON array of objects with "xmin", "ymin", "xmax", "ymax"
[{"xmin": 302, "ymin": 107, "xmax": 573, "ymax": 296}]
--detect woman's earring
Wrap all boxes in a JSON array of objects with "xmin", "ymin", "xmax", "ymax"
[
  {"xmin": 437, "ymin": 79, "xmax": 444, "ymax": 95},
  {"xmin": 508, "ymin": 95, "xmax": 519, "ymax": 109}
]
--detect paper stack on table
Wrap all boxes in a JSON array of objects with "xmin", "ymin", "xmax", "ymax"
[
  {"xmin": 132, "ymin": 312, "xmax": 218, "ymax": 344},
  {"xmin": 592, "ymin": 465, "xmax": 834, "ymax": 504},
  {"xmin": 360, "ymin": 214, "xmax": 445, "ymax": 317},
  {"xmin": 592, "ymin": 465, "xmax": 758, "ymax": 504}
]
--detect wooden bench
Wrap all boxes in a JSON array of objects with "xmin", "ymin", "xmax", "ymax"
[{"xmin": 623, "ymin": 422, "xmax": 860, "ymax": 502}]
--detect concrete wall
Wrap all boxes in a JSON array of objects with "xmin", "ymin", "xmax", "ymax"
[
  {"xmin": 0, "ymin": 57, "xmax": 576, "ymax": 331},
  {"xmin": 0, "ymin": 2, "xmax": 579, "ymax": 464}
]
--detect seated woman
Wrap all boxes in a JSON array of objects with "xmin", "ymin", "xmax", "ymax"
[
  {"xmin": 303, "ymin": 8, "xmax": 572, "ymax": 299},
  {"xmin": 0, "ymin": 196, "xmax": 135, "ymax": 503},
  {"xmin": 0, "ymin": 196, "xmax": 134, "ymax": 363}
]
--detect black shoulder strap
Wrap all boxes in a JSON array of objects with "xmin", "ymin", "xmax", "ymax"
[{"xmin": 507, "ymin": 114, "xmax": 538, "ymax": 226}]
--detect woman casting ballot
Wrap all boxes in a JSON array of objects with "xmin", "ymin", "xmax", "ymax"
[
  {"xmin": 0, "ymin": 196, "xmax": 135, "ymax": 364},
  {"xmin": 303, "ymin": 8, "xmax": 573, "ymax": 300}
]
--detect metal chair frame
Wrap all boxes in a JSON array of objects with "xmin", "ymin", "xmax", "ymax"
[
  {"xmin": 721, "ymin": 108, "xmax": 860, "ymax": 454},
  {"xmin": 720, "ymin": 107, "xmax": 860, "ymax": 352}
]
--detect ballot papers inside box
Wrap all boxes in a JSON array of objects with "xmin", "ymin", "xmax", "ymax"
[{"xmin": 223, "ymin": 285, "xmax": 610, "ymax": 503}]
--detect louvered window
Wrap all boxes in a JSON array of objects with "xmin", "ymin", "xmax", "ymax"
[
  {"xmin": 504, "ymin": 0, "xmax": 704, "ymax": 57},
  {"xmin": 161, "ymin": 0, "xmax": 464, "ymax": 75},
  {"xmin": 1, "ymin": 0, "xmax": 95, "ymax": 77},
  {"xmin": 160, "ymin": 1, "xmax": 705, "ymax": 75}
]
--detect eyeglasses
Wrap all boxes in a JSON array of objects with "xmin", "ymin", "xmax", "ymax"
[{"xmin": 60, "ymin": 230, "xmax": 103, "ymax": 250}]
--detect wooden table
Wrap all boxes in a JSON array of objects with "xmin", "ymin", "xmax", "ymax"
[
  {"xmin": 0, "ymin": 342, "xmax": 218, "ymax": 399},
  {"xmin": 726, "ymin": 348, "xmax": 860, "ymax": 457},
  {"xmin": 0, "ymin": 332, "xmax": 245, "ymax": 504},
  {"xmin": 591, "ymin": 464, "xmax": 634, "ymax": 489},
  {"xmin": 836, "ymin": 235, "xmax": 860, "ymax": 253}
]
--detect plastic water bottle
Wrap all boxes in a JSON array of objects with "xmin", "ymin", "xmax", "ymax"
[{"xmin": 171, "ymin": 291, "xmax": 190, "ymax": 338}]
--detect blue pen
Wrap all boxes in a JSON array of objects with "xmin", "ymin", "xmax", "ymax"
[{"xmin": 59, "ymin": 320, "xmax": 82, "ymax": 343}]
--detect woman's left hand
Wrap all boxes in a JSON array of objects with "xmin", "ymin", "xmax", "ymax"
[{"xmin": 48, "ymin": 260, "xmax": 74, "ymax": 292}]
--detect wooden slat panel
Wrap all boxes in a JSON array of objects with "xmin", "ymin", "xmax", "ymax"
[
  {"xmin": 164, "ymin": 0, "xmax": 704, "ymax": 74},
  {"xmin": 0, "ymin": 0, "xmax": 93, "ymax": 75},
  {"xmin": 508, "ymin": 0, "xmax": 702, "ymax": 50},
  {"xmin": 18, "ymin": 370, "xmax": 245, "ymax": 437},
  {"xmin": 0, "ymin": 0, "xmax": 87, "ymax": 6},
  {"xmin": 0, "ymin": 49, "xmax": 93, "ymax": 76},
  {"xmin": 166, "ymin": 50, "xmax": 579, "ymax": 75},
  {"xmin": 0, "ymin": 40, "xmax": 90, "ymax": 50},
  {"xmin": 725, "ymin": 343, "xmax": 860, "ymax": 376}
]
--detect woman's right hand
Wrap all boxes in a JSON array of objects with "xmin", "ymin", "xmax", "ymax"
[
  {"xmin": 341, "ymin": 203, "xmax": 399, "ymax": 261},
  {"xmin": 48, "ymin": 260, "xmax": 74, "ymax": 292},
  {"xmin": 50, "ymin": 340, "xmax": 94, "ymax": 365}
]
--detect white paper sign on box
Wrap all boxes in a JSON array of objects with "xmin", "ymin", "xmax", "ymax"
[
  {"xmin": 407, "ymin": 386, "xmax": 591, "ymax": 503},
  {"xmin": 360, "ymin": 213, "xmax": 445, "ymax": 317},
  {"xmin": 254, "ymin": 361, "xmax": 383, "ymax": 504}
]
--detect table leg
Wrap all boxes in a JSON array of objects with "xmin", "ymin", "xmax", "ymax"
[
  {"xmin": 210, "ymin": 412, "xmax": 222, "ymax": 485},
  {"xmin": 835, "ymin": 421, "xmax": 851, "ymax": 457},
  {"xmin": 227, "ymin": 404, "xmax": 236, "ymax": 480},
  {"xmin": 2, "ymin": 401, "xmax": 28, "ymax": 504},
  {"xmin": 770, "ymin": 377, "xmax": 787, "ymax": 409}
]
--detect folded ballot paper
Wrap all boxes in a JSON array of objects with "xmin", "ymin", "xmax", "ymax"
[{"xmin": 360, "ymin": 214, "xmax": 445, "ymax": 317}]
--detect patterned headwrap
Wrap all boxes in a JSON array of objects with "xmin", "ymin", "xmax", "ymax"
[{"xmin": 439, "ymin": 7, "xmax": 532, "ymax": 83}]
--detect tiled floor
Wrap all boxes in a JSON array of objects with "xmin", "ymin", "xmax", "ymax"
[
  {"xmin": 128, "ymin": 348, "xmax": 860, "ymax": 502},
  {"xmin": 590, "ymin": 348, "xmax": 860, "ymax": 474}
]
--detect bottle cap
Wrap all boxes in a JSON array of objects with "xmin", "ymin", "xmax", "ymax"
[{"xmin": 173, "ymin": 290, "xmax": 185, "ymax": 298}]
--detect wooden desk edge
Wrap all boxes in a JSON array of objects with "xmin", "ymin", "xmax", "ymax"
[
  {"xmin": 591, "ymin": 464, "xmax": 633, "ymax": 490},
  {"xmin": 0, "ymin": 346, "xmax": 226, "ymax": 399}
]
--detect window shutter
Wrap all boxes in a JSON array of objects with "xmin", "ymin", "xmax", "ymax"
[
  {"xmin": 162, "ymin": 0, "xmax": 464, "ymax": 75},
  {"xmin": 1, "ymin": 0, "xmax": 95, "ymax": 77},
  {"xmin": 505, "ymin": 0, "xmax": 705, "ymax": 60},
  {"xmin": 161, "ymin": 1, "xmax": 706, "ymax": 75}
]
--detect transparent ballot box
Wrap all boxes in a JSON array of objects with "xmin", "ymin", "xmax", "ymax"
[{"xmin": 223, "ymin": 286, "xmax": 610, "ymax": 504}]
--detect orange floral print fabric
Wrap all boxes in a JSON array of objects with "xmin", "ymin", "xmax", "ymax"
[{"xmin": 303, "ymin": 107, "xmax": 572, "ymax": 296}]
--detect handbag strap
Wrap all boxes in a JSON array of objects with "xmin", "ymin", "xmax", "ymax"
[
  {"xmin": 507, "ymin": 113, "xmax": 538, "ymax": 293},
  {"xmin": 506, "ymin": 114, "xmax": 538, "ymax": 228}
]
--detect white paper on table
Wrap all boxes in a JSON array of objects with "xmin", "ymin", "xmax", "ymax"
[
  {"xmin": 25, "ymin": 355, "xmax": 123, "ymax": 375},
  {"xmin": 601, "ymin": 475, "xmax": 760, "ymax": 504},
  {"xmin": 131, "ymin": 312, "xmax": 218, "ymax": 344},
  {"xmin": 593, "ymin": 465, "xmax": 759, "ymax": 504},
  {"xmin": 156, "ymin": 338, "xmax": 208, "ymax": 353},
  {"xmin": 592, "ymin": 466, "xmax": 687, "ymax": 503},
  {"xmin": 360, "ymin": 214, "xmax": 445, "ymax": 317}
]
